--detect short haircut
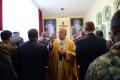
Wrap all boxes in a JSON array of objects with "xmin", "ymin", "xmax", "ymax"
[
  {"xmin": 111, "ymin": 10, "xmax": 120, "ymax": 33},
  {"xmin": 28, "ymin": 29, "xmax": 38, "ymax": 40},
  {"xmin": 95, "ymin": 30, "xmax": 103, "ymax": 37},
  {"xmin": 1, "ymin": 30, "xmax": 12, "ymax": 40},
  {"xmin": 85, "ymin": 21, "xmax": 95, "ymax": 31},
  {"xmin": 13, "ymin": 32, "xmax": 19, "ymax": 34}
]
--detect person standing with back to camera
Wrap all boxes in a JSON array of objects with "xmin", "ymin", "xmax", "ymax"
[
  {"xmin": 16, "ymin": 29, "xmax": 48, "ymax": 80},
  {"xmin": 76, "ymin": 21, "xmax": 107, "ymax": 80}
]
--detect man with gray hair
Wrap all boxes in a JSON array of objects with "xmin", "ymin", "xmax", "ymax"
[
  {"xmin": 48, "ymin": 27, "xmax": 77, "ymax": 80},
  {"xmin": 39, "ymin": 32, "xmax": 49, "ymax": 46},
  {"xmin": 12, "ymin": 32, "xmax": 23, "ymax": 47}
]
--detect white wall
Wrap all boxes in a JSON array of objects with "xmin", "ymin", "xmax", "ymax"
[{"xmin": 3, "ymin": 0, "xmax": 39, "ymax": 41}]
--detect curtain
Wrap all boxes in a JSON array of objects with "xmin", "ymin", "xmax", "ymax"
[
  {"xmin": 0, "ymin": 0, "xmax": 2, "ymax": 31},
  {"xmin": 38, "ymin": 9, "xmax": 43, "ymax": 35}
]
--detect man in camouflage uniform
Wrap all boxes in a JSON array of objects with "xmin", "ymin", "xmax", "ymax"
[
  {"xmin": 86, "ymin": 10, "xmax": 120, "ymax": 80},
  {"xmin": 0, "ymin": 30, "xmax": 17, "ymax": 80}
]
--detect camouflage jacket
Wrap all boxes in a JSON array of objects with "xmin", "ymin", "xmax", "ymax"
[
  {"xmin": 0, "ymin": 42, "xmax": 17, "ymax": 80},
  {"xmin": 86, "ymin": 41, "xmax": 120, "ymax": 80}
]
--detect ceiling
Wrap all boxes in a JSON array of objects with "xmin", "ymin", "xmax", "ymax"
[{"xmin": 33, "ymin": 0, "xmax": 96, "ymax": 16}]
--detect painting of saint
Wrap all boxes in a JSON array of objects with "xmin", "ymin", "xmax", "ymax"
[
  {"xmin": 71, "ymin": 18, "xmax": 83, "ymax": 38},
  {"xmin": 44, "ymin": 19, "xmax": 56, "ymax": 37}
]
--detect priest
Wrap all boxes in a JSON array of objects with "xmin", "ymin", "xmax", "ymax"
[{"xmin": 48, "ymin": 27, "xmax": 77, "ymax": 80}]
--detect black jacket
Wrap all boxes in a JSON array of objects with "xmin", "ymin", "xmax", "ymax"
[
  {"xmin": 76, "ymin": 33, "xmax": 107, "ymax": 80},
  {"xmin": 16, "ymin": 40, "xmax": 48, "ymax": 80}
]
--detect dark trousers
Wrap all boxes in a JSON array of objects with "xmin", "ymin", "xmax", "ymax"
[{"xmin": 78, "ymin": 66, "xmax": 88, "ymax": 80}]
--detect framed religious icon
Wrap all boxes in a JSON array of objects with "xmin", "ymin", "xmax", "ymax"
[
  {"xmin": 70, "ymin": 18, "xmax": 83, "ymax": 39},
  {"xmin": 44, "ymin": 19, "xmax": 56, "ymax": 37}
]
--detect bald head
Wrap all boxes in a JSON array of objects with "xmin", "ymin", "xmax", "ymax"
[
  {"xmin": 58, "ymin": 27, "xmax": 67, "ymax": 40},
  {"xmin": 59, "ymin": 27, "xmax": 67, "ymax": 34}
]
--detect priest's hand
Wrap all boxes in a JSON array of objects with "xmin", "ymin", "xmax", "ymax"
[{"xmin": 58, "ymin": 48, "xmax": 66, "ymax": 56}]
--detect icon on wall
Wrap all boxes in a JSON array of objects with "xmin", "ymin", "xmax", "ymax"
[
  {"xmin": 70, "ymin": 18, "xmax": 83, "ymax": 39},
  {"xmin": 96, "ymin": 12, "xmax": 102, "ymax": 25},
  {"xmin": 44, "ymin": 19, "xmax": 56, "ymax": 37},
  {"xmin": 101, "ymin": 24, "xmax": 106, "ymax": 38},
  {"xmin": 103, "ymin": 6, "xmax": 111, "ymax": 22}
]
